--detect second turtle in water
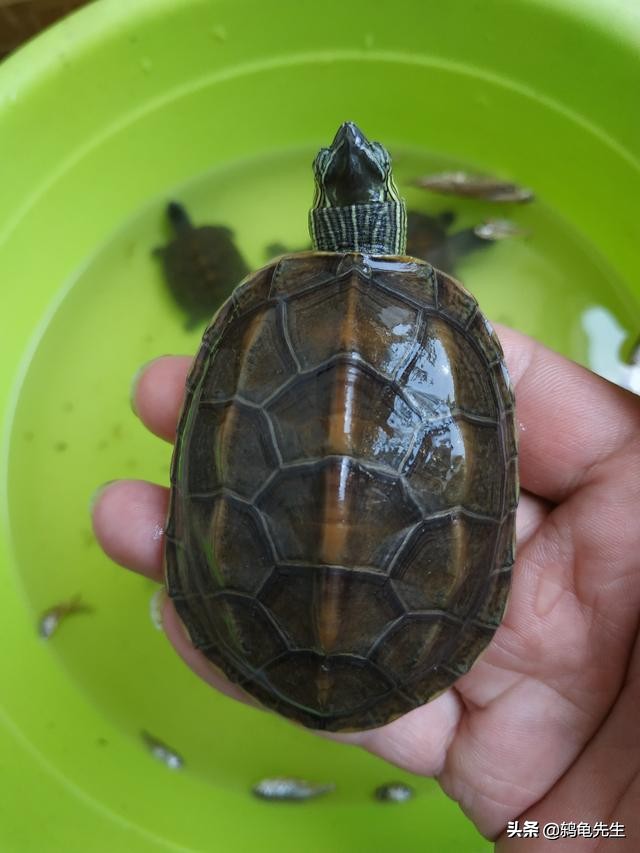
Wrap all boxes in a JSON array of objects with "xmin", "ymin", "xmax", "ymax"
[
  {"xmin": 154, "ymin": 202, "xmax": 249, "ymax": 330},
  {"xmin": 165, "ymin": 123, "xmax": 518, "ymax": 732}
]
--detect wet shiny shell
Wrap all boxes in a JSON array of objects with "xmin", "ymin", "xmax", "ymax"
[{"xmin": 165, "ymin": 252, "xmax": 518, "ymax": 731}]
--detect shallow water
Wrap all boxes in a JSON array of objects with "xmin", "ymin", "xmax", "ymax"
[{"xmin": 7, "ymin": 145, "xmax": 639, "ymax": 795}]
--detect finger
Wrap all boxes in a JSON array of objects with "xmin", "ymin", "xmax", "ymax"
[
  {"xmin": 132, "ymin": 356, "xmax": 191, "ymax": 442},
  {"xmin": 161, "ymin": 595, "xmax": 262, "ymax": 709},
  {"xmin": 131, "ymin": 329, "xmax": 640, "ymax": 505},
  {"xmin": 516, "ymin": 488, "xmax": 550, "ymax": 547},
  {"xmin": 92, "ymin": 477, "xmax": 548, "ymax": 593},
  {"xmin": 91, "ymin": 480, "xmax": 167, "ymax": 581},
  {"xmin": 497, "ymin": 325, "xmax": 640, "ymax": 502},
  {"xmin": 92, "ymin": 484, "xmax": 269, "ymax": 711},
  {"xmin": 330, "ymin": 690, "xmax": 463, "ymax": 778}
]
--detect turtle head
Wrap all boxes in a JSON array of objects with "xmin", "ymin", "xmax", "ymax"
[
  {"xmin": 309, "ymin": 122, "xmax": 406, "ymax": 255},
  {"xmin": 312, "ymin": 122, "xmax": 397, "ymax": 206}
]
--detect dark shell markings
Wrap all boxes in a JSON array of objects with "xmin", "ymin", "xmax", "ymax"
[
  {"xmin": 165, "ymin": 123, "xmax": 518, "ymax": 731},
  {"xmin": 165, "ymin": 251, "xmax": 518, "ymax": 731}
]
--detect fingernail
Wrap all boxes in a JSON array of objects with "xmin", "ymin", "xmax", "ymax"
[
  {"xmin": 130, "ymin": 356, "xmax": 176, "ymax": 417},
  {"xmin": 149, "ymin": 587, "xmax": 167, "ymax": 631},
  {"xmin": 89, "ymin": 480, "xmax": 118, "ymax": 514},
  {"xmin": 129, "ymin": 359, "xmax": 158, "ymax": 417},
  {"xmin": 170, "ymin": 602, "xmax": 195, "ymax": 646}
]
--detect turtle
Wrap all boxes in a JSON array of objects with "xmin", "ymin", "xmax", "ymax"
[
  {"xmin": 153, "ymin": 201, "xmax": 249, "ymax": 330},
  {"xmin": 164, "ymin": 122, "xmax": 518, "ymax": 732},
  {"xmin": 265, "ymin": 209, "xmax": 490, "ymax": 277},
  {"xmin": 404, "ymin": 209, "xmax": 490, "ymax": 273}
]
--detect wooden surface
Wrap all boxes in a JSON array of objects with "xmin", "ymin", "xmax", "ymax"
[{"xmin": 0, "ymin": 0, "xmax": 90, "ymax": 59}]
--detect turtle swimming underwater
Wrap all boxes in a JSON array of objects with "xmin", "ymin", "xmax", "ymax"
[
  {"xmin": 165, "ymin": 122, "xmax": 518, "ymax": 731},
  {"xmin": 404, "ymin": 209, "xmax": 489, "ymax": 273},
  {"xmin": 154, "ymin": 202, "xmax": 249, "ymax": 330}
]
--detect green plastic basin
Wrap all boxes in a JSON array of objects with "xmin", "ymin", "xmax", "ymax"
[{"xmin": 1, "ymin": 0, "xmax": 639, "ymax": 850}]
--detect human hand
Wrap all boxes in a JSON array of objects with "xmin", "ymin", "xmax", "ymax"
[{"xmin": 92, "ymin": 328, "xmax": 640, "ymax": 848}]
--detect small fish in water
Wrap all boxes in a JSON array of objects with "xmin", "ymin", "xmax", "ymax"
[
  {"xmin": 38, "ymin": 594, "xmax": 92, "ymax": 638},
  {"xmin": 627, "ymin": 335, "xmax": 640, "ymax": 367},
  {"xmin": 473, "ymin": 218, "xmax": 528, "ymax": 241},
  {"xmin": 625, "ymin": 335, "xmax": 640, "ymax": 394},
  {"xmin": 252, "ymin": 777, "xmax": 335, "ymax": 802},
  {"xmin": 374, "ymin": 782, "xmax": 415, "ymax": 803},
  {"xmin": 582, "ymin": 307, "xmax": 640, "ymax": 395},
  {"xmin": 413, "ymin": 171, "xmax": 534, "ymax": 203},
  {"xmin": 140, "ymin": 730, "xmax": 184, "ymax": 770},
  {"xmin": 153, "ymin": 201, "xmax": 249, "ymax": 331}
]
